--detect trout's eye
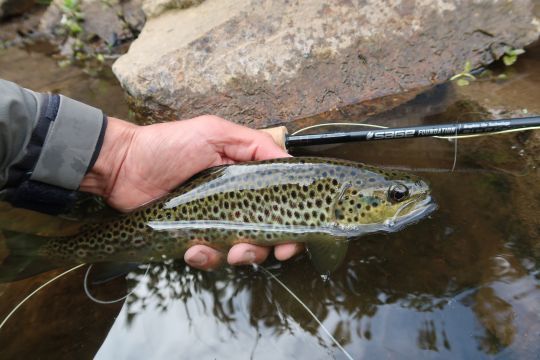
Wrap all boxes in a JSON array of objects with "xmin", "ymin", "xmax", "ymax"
[{"xmin": 388, "ymin": 184, "xmax": 409, "ymax": 203}]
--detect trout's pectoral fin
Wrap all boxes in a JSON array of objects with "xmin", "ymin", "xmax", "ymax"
[{"xmin": 306, "ymin": 236, "xmax": 349, "ymax": 274}]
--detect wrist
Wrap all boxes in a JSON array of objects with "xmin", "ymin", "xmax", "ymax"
[{"xmin": 79, "ymin": 117, "xmax": 137, "ymax": 197}]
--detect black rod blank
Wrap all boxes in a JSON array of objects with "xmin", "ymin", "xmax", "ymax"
[{"xmin": 285, "ymin": 116, "xmax": 540, "ymax": 147}]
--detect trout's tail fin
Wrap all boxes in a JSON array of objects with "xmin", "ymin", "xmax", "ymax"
[{"xmin": 0, "ymin": 231, "xmax": 58, "ymax": 283}]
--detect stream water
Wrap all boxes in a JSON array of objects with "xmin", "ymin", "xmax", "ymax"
[{"xmin": 0, "ymin": 41, "xmax": 538, "ymax": 359}]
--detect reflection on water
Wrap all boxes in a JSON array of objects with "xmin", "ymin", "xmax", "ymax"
[{"xmin": 0, "ymin": 42, "xmax": 539, "ymax": 359}]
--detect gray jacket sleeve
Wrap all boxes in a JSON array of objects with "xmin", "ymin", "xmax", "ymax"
[{"xmin": 0, "ymin": 79, "xmax": 107, "ymax": 213}]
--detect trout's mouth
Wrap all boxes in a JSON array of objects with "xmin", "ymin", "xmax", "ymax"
[{"xmin": 384, "ymin": 195, "xmax": 437, "ymax": 232}]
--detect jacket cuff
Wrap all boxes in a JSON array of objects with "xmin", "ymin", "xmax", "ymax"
[{"xmin": 30, "ymin": 95, "xmax": 106, "ymax": 190}]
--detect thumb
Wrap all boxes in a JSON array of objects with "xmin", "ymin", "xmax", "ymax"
[{"xmin": 214, "ymin": 123, "xmax": 291, "ymax": 162}]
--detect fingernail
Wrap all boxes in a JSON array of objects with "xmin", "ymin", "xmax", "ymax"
[
  {"xmin": 186, "ymin": 252, "xmax": 208, "ymax": 266},
  {"xmin": 238, "ymin": 250, "xmax": 256, "ymax": 265}
]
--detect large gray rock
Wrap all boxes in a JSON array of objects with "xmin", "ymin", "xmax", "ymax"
[
  {"xmin": 0, "ymin": 0, "xmax": 35, "ymax": 19},
  {"xmin": 142, "ymin": 0, "xmax": 205, "ymax": 18},
  {"xmin": 113, "ymin": 0, "xmax": 540, "ymax": 127}
]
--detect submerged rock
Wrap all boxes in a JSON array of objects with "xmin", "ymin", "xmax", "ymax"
[
  {"xmin": 39, "ymin": 0, "xmax": 145, "ymax": 58},
  {"xmin": 113, "ymin": 0, "xmax": 540, "ymax": 127},
  {"xmin": 0, "ymin": 0, "xmax": 35, "ymax": 19}
]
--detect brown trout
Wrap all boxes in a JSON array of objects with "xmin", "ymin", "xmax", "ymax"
[{"xmin": 3, "ymin": 157, "xmax": 436, "ymax": 279}]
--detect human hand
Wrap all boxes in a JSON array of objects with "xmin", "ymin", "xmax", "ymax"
[{"xmin": 80, "ymin": 115, "xmax": 304, "ymax": 269}]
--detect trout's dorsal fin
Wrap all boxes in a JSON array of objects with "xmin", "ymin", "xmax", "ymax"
[{"xmin": 306, "ymin": 236, "xmax": 349, "ymax": 274}]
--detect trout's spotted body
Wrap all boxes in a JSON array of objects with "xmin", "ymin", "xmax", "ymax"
[{"xmin": 39, "ymin": 157, "xmax": 435, "ymax": 269}]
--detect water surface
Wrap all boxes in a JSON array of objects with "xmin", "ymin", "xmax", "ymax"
[{"xmin": 0, "ymin": 42, "xmax": 539, "ymax": 359}]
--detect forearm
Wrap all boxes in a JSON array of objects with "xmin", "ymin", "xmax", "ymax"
[
  {"xmin": 0, "ymin": 79, "xmax": 107, "ymax": 213},
  {"xmin": 0, "ymin": 79, "xmax": 43, "ymax": 188}
]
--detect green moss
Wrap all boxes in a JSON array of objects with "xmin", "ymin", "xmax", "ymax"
[
  {"xmin": 502, "ymin": 48, "xmax": 525, "ymax": 67},
  {"xmin": 450, "ymin": 61, "xmax": 476, "ymax": 86}
]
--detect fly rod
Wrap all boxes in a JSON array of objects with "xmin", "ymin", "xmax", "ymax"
[{"xmin": 261, "ymin": 116, "xmax": 540, "ymax": 149}]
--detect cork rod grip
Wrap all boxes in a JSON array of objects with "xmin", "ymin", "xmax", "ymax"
[{"xmin": 259, "ymin": 126, "xmax": 288, "ymax": 150}]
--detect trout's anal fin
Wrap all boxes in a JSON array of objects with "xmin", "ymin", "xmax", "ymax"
[
  {"xmin": 306, "ymin": 235, "xmax": 349, "ymax": 274},
  {"xmin": 90, "ymin": 262, "xmax": 141, "ymax": 284}
]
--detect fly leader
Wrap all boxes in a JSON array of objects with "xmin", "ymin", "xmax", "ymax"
[{"xmin": 366, "ymin": 129, "xmax": 416, "ymax": 140}]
